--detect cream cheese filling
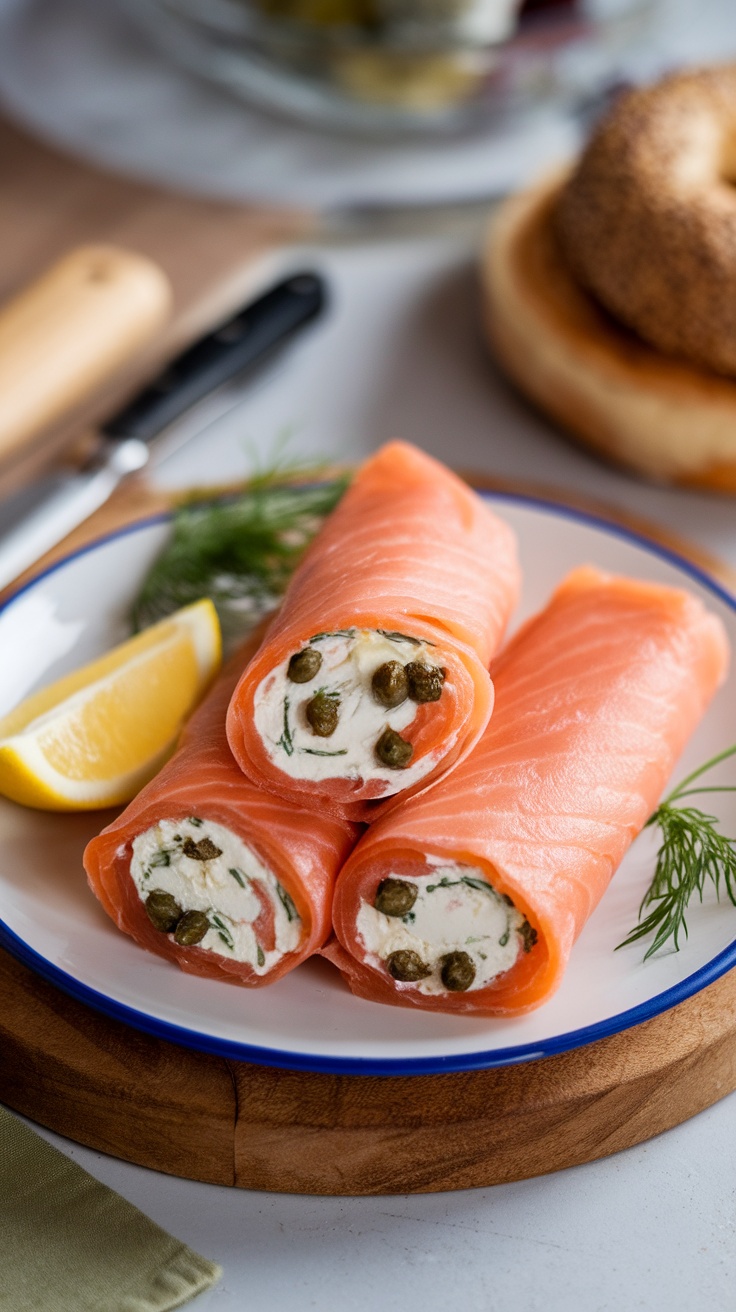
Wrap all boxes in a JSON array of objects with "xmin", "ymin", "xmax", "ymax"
[
  {"xmin": 253, "ymin": 628, "xmax": 454, "ymax": 795},
  {"xmin": 356, "ymin": 861, "xmax": 533, "ymax": 994},
  {"xmin": 131, "ymin": 816, "xmax": 302, "ymax": 973}
]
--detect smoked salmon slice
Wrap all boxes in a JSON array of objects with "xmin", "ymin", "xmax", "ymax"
[
  {"xmin": 323, "ymin": 567, "xmax": 730, "ymax": 1015},
  {"xmin": 84, "ymin": 635, "xmax": 360, "ymax": 987},
  {"xmin": 226, "ymin": 442, "xmax": 520, "ymax": 823}
]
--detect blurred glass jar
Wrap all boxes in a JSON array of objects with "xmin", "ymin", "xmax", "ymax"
[{"xmin": 119, "ymin": 0, "xmax": 656, "ymax": 134}]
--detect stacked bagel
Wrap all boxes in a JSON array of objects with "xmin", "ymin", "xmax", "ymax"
[{"xmin": 482, "ymin": 65, "xmax": 736, "ymax": 489}]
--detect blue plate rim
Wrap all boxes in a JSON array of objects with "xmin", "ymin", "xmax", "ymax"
[{"xmin": 1, "ymin": 489, "xmax": 735, "ymax": 1077}]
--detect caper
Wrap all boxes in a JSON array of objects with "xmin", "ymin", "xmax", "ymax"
[
  {"xmin": 287, "ymin": 647, "xmax": 322, "ymax": 684},
  {"xmin": 306, "ymin": 691, "xmax": 340, "ymax": 737},
  {"xmin": 406, "ymin": 661, "xmax": 445, "ymax": 703},
  {"xmin": 387, "ymin": 949, "xmax": 431, "ymax": 982},
  {"xmin": 439, "ymin": 951, "xmax": 476, "ymax": 992},
  {"xmin": 371, "ymin": 661, "xmax": 409, "ymax": 709},
  {"xmin": 183, "ymin": 836, "xmax": 222, "ymax": 861},
  {"xmin": 374, "ymin": 878, "xmax": 418, "ymax": 917},
  {"xmin": 174, "ymin": 909, "xmax": 210, "ymax": 946},
  {"xmin": 375, "ymin": 727, "xmax": 413, "ymax": 769},
  {"xmin": 520, "ymin": 920, "xmax": 538, "ymax": 953},
  {"xmin": 144, "ymin": 889, "xmax": 182, "ymax": 933}
]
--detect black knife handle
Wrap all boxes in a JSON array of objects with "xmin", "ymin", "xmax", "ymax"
[{"xmin": 102, "ymin": 271, "xmax": 326, "ymax": 443}]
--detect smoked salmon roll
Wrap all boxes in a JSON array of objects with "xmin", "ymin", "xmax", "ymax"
[
  {"xmin": 226, "ymin": 442, "xmax": 520, "ymax": 823},
  {"xmin": 83, "ymin": 637, "xmax": 360, "ymax": 987},
  {"xmin": 324, "ymin": 567, "xmax": 730, "ymax": 1015}
]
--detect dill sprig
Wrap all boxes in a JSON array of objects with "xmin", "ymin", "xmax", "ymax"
[
  {"xmin": 618, "ymin": 743, "xmax": 736, "ymax": 959},
  {"xmin": 132, "ymin": 462, "xmax": 349, "ymax": 649}
]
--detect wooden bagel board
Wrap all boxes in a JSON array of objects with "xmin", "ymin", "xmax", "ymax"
[{"xmin": 0, "ymin": 114, "xmax": 735, "ymax": 1194}]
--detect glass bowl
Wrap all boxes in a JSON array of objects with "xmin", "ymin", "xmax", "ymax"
[{"xmin": 119, "ymin": 0, "xmax": 657, "ymax": 135}]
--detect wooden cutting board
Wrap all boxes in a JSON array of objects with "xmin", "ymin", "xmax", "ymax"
[
  {"xmin": 0, "ymin": 116, "xmax": 735, "ymax": 1193},
  {"xmin": 0, "ymin": 113, "xmax": 308, "ymax": 497}
]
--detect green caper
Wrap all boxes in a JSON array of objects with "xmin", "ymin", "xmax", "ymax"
[
  {"xmin": 287, "ymin": 647, "xmax": 322, "ymax": 684},
  {"xmin": 374, "ymin": 878, "xmax": 418, "ymax": 917},
  {"xmin": 439, "ymin": 951, "xmax": 476, "ymax": 992},
  {"xmin": 375, "ymin": 726, "xmax": 413, "ymax": 769},
  {"xmin": 519, "ymin": 920, "xmax": 538, "ymax": 953},
  {"xmin": 174, "ymin": 909, "xmax": 210, "ymax": 946},
  {"xmin": 387, "ymin": 949, "xmax": 431, "ymax": 982},
  {"xmin": 183, "ymin": 836, "xmax": 222, "ymax": 861},
  {"xmin": 371, "ymin": 661, "xmax": 409, "ymax": 709},
  {"xmin": 306, "ymin": 691, "xmax": 340, "ymax": 737},
  {"xmin": 144, "ymin": 889, "xmax": 182, "ymax": 933},
  {"xmin": 405, "ymin": 661, "xmax": 445, "ymax": 703}
]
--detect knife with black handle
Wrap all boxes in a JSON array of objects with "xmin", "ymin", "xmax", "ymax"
[{"xmin": 0, "ymin": 270, "xmax": 326, "ymax": 592}]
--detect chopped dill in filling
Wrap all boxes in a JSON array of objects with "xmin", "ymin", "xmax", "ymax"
[
  {"xmin": 253, "ymin": 628, "xmax": 449, "ymax": 793},
  {"xmin": 356, "ymin": 863, "xmax": 536, "ymax": 994},
  {"xmin": 130, "ymin": 816, "xmax": 301, "ymax": 973}
]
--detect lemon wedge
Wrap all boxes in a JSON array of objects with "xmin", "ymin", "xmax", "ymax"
[{"xmin": 0, "ymin": 599, "xmax": 221, "ymax": 810}]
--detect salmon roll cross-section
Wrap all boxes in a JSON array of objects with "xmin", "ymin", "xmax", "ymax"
[
  {"xmin": 84, "ymin": 636, "xmax": 360, "ymax": 986},
  {"xmin": 226, "ymin": 441, "xmax": 520, "ymax": 823},
  {"xmin": 324, "ymin": 567, "xmax": 729, "ymax": 1014}
]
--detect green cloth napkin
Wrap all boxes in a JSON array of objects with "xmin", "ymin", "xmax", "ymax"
[{"xmin": 0, "ymin": 1105, "xmax": 221, "ymax": 1312}]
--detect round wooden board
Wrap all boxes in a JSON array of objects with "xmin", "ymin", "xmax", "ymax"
[
  {"xmin": 2, "ymin": 479, "xmax": 736, "ymax": 1195},
  {"xmin": 1, "ymin": 944, "xmax": 735, "ymax": 1194}
]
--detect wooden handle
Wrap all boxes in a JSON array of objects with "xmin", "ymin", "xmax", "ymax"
[{"xmin": 0, "ymin": 245, "xmax": 172, "ymax": 464}]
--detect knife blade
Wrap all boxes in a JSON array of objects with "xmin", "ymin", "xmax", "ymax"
[{"xmin": 0, "ymin": 270, "xmax": 326, "ymax": 593}]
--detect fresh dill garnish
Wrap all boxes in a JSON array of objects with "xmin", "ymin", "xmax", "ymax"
[
  {"xmin": 211, "ymin": 914, "xmax": 234, "ymax": 951},
  {"xmin": 277, "ymin": 697, "xmax": 294, "ymax": 756},
  {"xmin": 376, "ymin": 629, "xmax": 434, "ymax": 647},
  {"xmin": 309, "ymin": 629, "xmax": 356, "ymax": 643},
  {"xmin": 276, "ymin": 883, "xmax": 298, "ymax": 923},
  {"xmin": 131, "ymin": 461, "xmax": 349, "ymax": 650},
  {"xmin": 460, "ymin": 876, "xmax": 496, "ymax": 896},
  {"xmin": 256, "ymin": 944, "xmax": 266, "ymax": 967},
  {"xmin": 229, "ymin": 867, "xmax": 246, "ymax": 888},
  {"xmin": 618, "ymin": 744, "xmax": 736, "ymax": 960},
  {"xmin": 426, "ymin": 875, "xmax": 495, "ymax": 897},
  {"xmin": 300, "ymin": 748, "xmax": 348, "ymax": 756}
]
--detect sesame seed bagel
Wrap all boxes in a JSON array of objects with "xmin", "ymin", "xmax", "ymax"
[
  {"xmin": 481, "ymin": 172, "xmax": 736, "ymax": 490},
  {"xmin": 556, "ymin": 66, "xmax": 736, "ymax": 378}
]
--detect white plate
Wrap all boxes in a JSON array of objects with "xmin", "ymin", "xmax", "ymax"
[{"xmin": 1, "ymin": 493, "xmax": 735, "ymax": 1075}]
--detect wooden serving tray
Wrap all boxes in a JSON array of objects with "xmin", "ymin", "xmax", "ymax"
[
  {"xmin": 1, "ymin": 478, "xmax": 736, "ymax": 1194},
  {"xmin": 1, "ymin": 945, "xmax": 735, "ymax": 1194}
]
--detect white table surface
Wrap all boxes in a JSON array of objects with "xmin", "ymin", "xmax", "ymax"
[{"xmin": 11, "ymin": 231, "xmax": 736, "ymax": 1310}]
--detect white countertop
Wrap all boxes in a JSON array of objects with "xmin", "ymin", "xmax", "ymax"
[{"xmin": 14, "ymin": 230, "xmax": 736, "ymax": 1310}]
